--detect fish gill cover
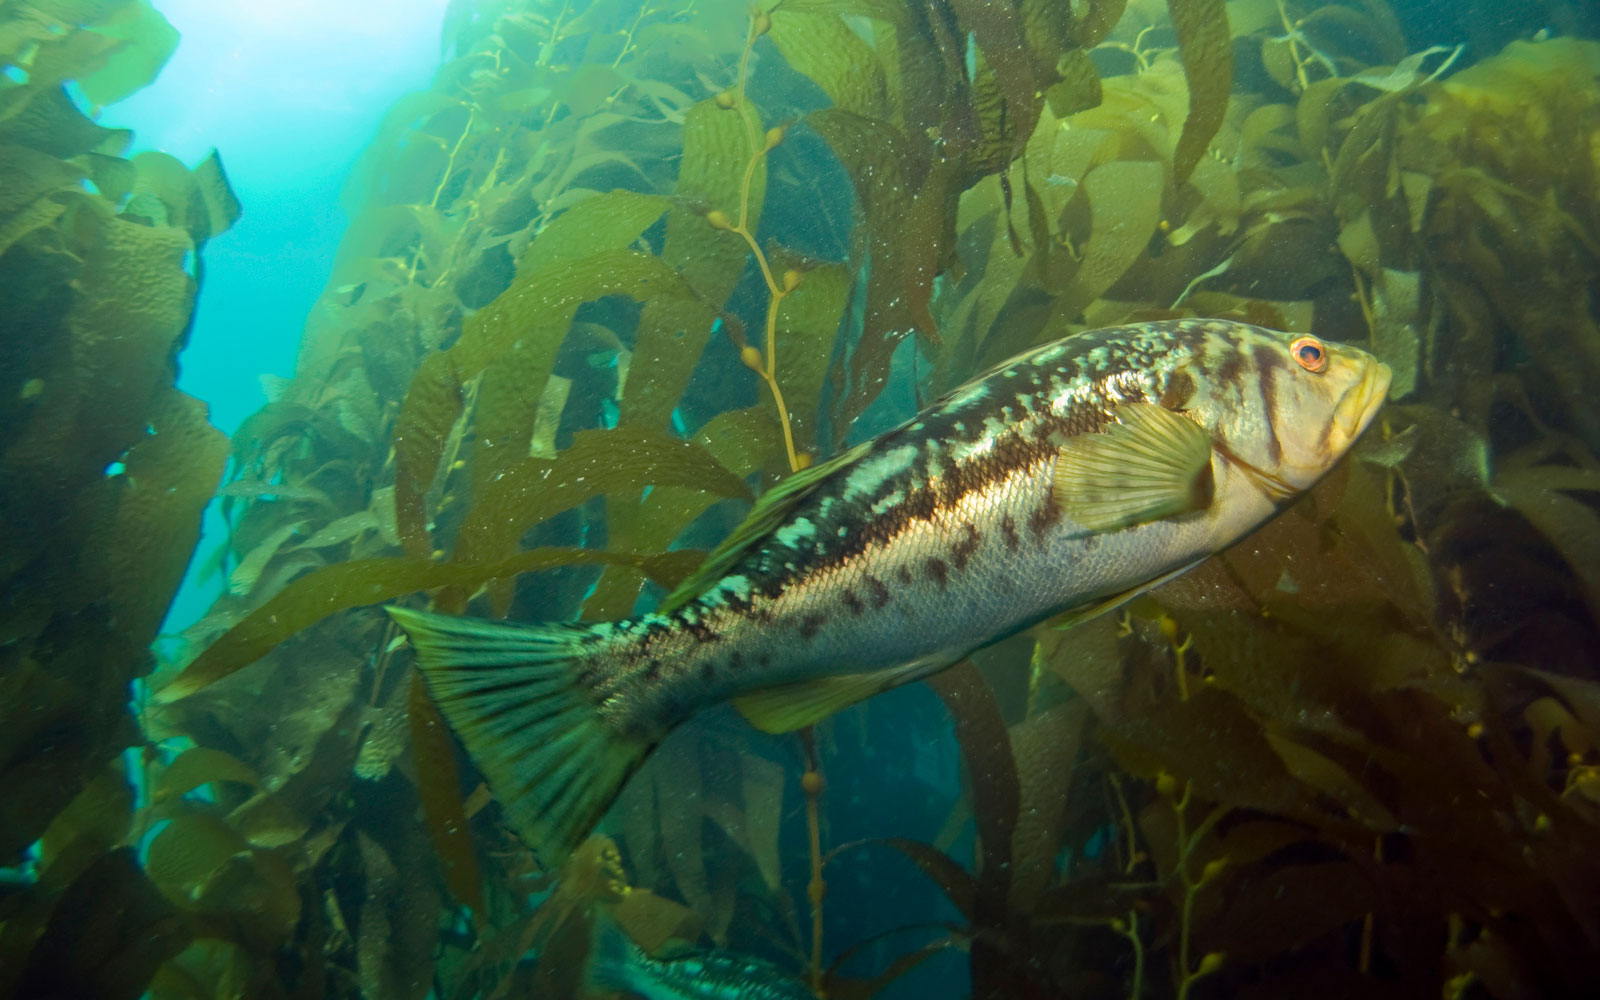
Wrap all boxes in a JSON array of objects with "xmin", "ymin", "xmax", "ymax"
[{"xmin": 3, "ymin": 0, "xmax": 1600, "ymax": 998}]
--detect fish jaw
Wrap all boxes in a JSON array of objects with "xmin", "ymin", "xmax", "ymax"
[{"xmin": 1329, "ymin": 358, "xmax": 1392, "ymax": 456}]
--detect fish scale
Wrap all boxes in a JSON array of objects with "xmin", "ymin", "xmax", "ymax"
[
  {"xmin": 606, "ymin": 322, "xmax": 1258, "ymax": 719},
  {"xmin": 390, "ymin": 318, "xmax": 1391, "ymax": 866}
]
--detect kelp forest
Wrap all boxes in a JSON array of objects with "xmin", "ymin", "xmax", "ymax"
[{"xmin": 4, "ymin": 0, "xmax": 1600, "ymax": 997}]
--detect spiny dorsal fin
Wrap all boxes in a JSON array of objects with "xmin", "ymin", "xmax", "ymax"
[
  {"xmin": 659, "ymin": 440, "xmax": 873, "ymax": 614},
  {"xmin": 1052, "ymin": 402, "xmax": 1214, "ymax": 532}
]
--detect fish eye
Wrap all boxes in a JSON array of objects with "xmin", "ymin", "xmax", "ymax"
[{"xmin": 1290, "ymin": 336, "xmax": 1328, "ymax": 373}]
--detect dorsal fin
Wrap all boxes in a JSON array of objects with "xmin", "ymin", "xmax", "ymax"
[{"xmin": 658, "ymin": 440, "xmax": 873, "ymax": 614}]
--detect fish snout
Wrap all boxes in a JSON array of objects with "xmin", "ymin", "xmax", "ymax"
[{"xmin": 1330, "ymin": 357, "xmax": 1392, "ymax": 454}]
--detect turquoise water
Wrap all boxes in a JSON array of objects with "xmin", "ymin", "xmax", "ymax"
[{"xmin": 104, "ymin": 1, "xmax": 451, "ymax": 630}]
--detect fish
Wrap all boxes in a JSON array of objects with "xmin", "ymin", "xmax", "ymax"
[
  {"xmin": 586, "ymin": 919, "xmax": 814, "ymax": 1000},
  {"xmin": 389, "ymin": 319, "xmax": 1391, "ymax": 866}
]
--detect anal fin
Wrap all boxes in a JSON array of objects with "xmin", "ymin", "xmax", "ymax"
[
  {"xmin": 732, "ymin": 655, "xmax": 951, "ymax": 733},
  {"xmin": 1050, "ymin": 557, "xmax": 1206, "ymax": 632}
]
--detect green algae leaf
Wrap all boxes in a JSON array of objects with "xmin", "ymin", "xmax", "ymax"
[
  {"xmin": 97, "ymin": 388, "xmax": 228, "ymax": 644},
  {"xmin": 393, "ymin": 351, "xmax": 461, "ymax": 557},
  {"xmin": 1055, "ymin": 159, "xmax": 1165, "ymax": 321},
  {"xmin": 227, "ymin": 520, "xmax": 305, "ymax": 598},
  {"xmin": 0, "ymin": 194, "xmax": 67, "ymax": 259},
  {"xmin": 832, "ymin": 837, "xmax": 978, "ymax": 921},
  {"xmin": 23, "ymin": 26, "xmax": 121, "ymax": 91},
  {"xmin": 454, "ymin": 424, "xmax": 752, "ymax": 565},
  {"xmin": 739, "ymin": 753, "xmax": 785, "ymax": 892},
  {"xmin": 622, "ymin": 97, "xmax": 760, "ymax": 430},
  {"xmin": 1101, "ymin": 686, "xmax": 1326, "ymax": 823},
  {"xmin": 124, "ymin": 150, "xmax": 239, "ymax": 245},
  {"xmin": 805, "ymin": 106, "xmax": 940, "ymax": 424},
  {"xmin": 1263, "ymin": 731, "xmax": 1398, "ymax": 831},
  {"xmin": 617, "ymin": 270, "xmax": 720, "ymax": 431},
  {"xmin": 0, "ymin": 141, "xmax": 83, "ymax": 215},
  {"xmin": 1019, "ymin": 0, "xmax": 1071, "ymax": 70},
  {"xmin": 1046, "ymin": 49, "xmax": 1103, "ymax": 118},
  {"xmin": 28, "ymin": 1, "xmax": 137, "ymax": 23},
  {"xmin": 76, "ymin": 1, "xmax": 179, "ymax": 107},
  {"xmin": 154, "ymin": 547, "xmax": 705, "ymax": 703},
  {"xmin": 1493, "ymin": 465, "xmax": 1600, "ymax": 625},
  {"xmin": 452, "ymin": 247, "xmax": 688, "ymax": 380},
  {"xmin": 773, "ymin": 259, "xmax": 852, "ymax": 458},
  {"xmin": 1009, "ymin": 699, "xmax": 1090, "ymax": 912},
  {"xmin": 1202, "ymin": 861, "xmax": 1378, "ymax": 964},
  {"xmin": 464, "ymin": 345, "xmax": 549, "ymax": 549},
  {"xmin": 674, "ymin": 94, "xmax": 763, "ymax": 241},
  {"xmin": 409, "ymin": 672, "xmax": 485, "ymax": 917},
  {"xmin": 768, "ymin": 9, "xmax": 889, "ymax": 118},
  {"xmin": 967, "ymin": 47, "xmax": 1022, "ymax": 180},
  {"xmin": 1167, "ymin": 0, "xmax": 1232, "ymax": 184},
  {"xmin": 0, "ymin": 85, "xmax": 119, "ymax": 157},
  {"xmin": 146, "ymin": 813, "xmax": 248, "ymax": 898},
  {"xmin": 951, "ymin": 0, "xmax": 1038, "ymax": 163},
  {"xmin": 693, "ymin": 405, "xmax": 784, "ymax": 484},
  {"xmin": 190, "ymin": 149, "xmax": 240, "ymax": 243},
  {"xmin": 287, "ymin": 510, "xmax": 379, "ymax": 551},
  {"xmin": 12, "ymin": 848, "xmax": 191, "ymax": 1000},
  {"xmin": 154, "ymin": 747, "xmax": 260, "ymax": 805},
  {"xmin": 1066, "ymin": 0, "xmax": 1127, "ymax": 47},
  {"xmin": 516, "ymin": 189, "xmax": 669, "ymax": 276},
  {"xmin": 928, "ymin": 662, "xmax": 1019, "ymax": 898}
]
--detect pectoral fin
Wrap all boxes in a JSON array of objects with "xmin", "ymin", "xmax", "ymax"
[{"xmin": 1052, "ymin": 402, "xmax": 1215, "ymax": 532}]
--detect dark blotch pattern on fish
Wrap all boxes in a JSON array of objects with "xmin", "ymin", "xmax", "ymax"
[
  {"xmin": 714, "ymin": 322, "xmax": 1223, "ymax": 613},
  {"xmin": 950, "ymin": 522, "xmax": 981, "ymax": 570},
  {"xmin": 1253, "ymin": 344, "xmax": 1284, "ymax": 464},
  {"xmin": 865, "ymin": 574, "xmax": 891, "ymax": 608},
  {"xmin": 1001, "ymin": 514, "xmax": 1020, "ymax": 551}
]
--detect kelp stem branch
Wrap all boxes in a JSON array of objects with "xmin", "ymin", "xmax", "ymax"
[
  {"xmin": 724, "ymin": 7, "xmax": 801, "ymax": 472},
  {"xmin": 801, "ymin": 729, "xmax": 826, "ymax": 993}
]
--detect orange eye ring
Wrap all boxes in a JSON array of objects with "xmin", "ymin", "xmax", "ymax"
[{"xmin": 1290, "ymin": 336, "xmax": 1328, "ymax": 373}]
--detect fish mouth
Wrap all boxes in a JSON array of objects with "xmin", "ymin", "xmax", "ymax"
[{"xmin": 1330, "ymin": 359, "xmax": 1392, "ymax": 453}]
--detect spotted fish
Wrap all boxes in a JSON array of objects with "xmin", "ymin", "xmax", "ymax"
[
  {"xmin": 586, "ymin": 919, "xmax": 814, "ymax": 1000},
  {"xmin": 390, "ymin": 319, "xmax": 1391, "ymax": 866}
]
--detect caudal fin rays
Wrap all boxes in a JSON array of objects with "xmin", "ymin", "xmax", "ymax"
[{"xmin": 387, "ymin": 606, "xmax": 648, "ymax": 868}]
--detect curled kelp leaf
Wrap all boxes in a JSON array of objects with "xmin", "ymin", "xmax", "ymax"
[
  {"xmin": 1166, "ymin": 0, "xmax": 1232, "ymax": 184},
  {"xmin": 1050, "ymin": 159, "xmax": 1165, "ymax": 325},
  {"xmin": 153, "ymin": 748, "xmax": 260, "ymax": 807},
  {"xmin": 73, "ymin": 1, "xmax": 181, "ymax": 108}
]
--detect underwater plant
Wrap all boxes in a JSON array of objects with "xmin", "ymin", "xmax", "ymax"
[
  {"xmin": 5, "ymin": 0, "xmax": 1599, "ymax": 997},
  {"xmin": 0, "ymin": 1, "xmax": 241, "ymax": 996}
]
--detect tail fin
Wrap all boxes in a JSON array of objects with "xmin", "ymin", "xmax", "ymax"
[
  {"xmin": 387, "ymin": 606, "xmax": 648, "ymax": 868},
  {"xmin": 585, "ymin": 914, "xmax": 646, "ymax": 995}
]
